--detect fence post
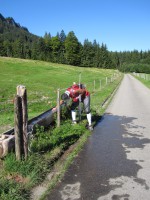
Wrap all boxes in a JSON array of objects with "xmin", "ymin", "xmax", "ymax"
[
  {"xmin": 100, "ymin": 80, "xmax": 102, "ymax": 91},
  {"xmin": 21, "ymin": 87, "xmax": 28, "ymax": 160},
  {"xmin": 106, "ymin": 77, "xmax": 108, "ymax": 85},
  {"xmin": 94, "ymin": 80, "xmax": 96, "ymax": 91},
  {"xmin": 14, "ymin": 85, "xmax": 28, "ymax": 160},
  {"xmin": 111, "ymin": 76, "xmax": 113, "ymax": 82},
  {"xmin": 57, "ymin": 89, "xmax": 60, "ymax": 127},
  {"xmin": 14, "ymin": 95, "xmax": 23, "ymax": 160}
]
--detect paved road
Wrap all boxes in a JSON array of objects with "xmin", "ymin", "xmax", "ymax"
[{"xmin": 47, "ymin": 74, "xmax": 150, "ymax": 200}]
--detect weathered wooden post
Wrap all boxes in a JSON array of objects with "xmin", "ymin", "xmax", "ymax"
[
  {"xmin": 106, "ymin": 77, "xmax": 108, "ymax": 85},
  {"xmin": 14, "ymin": 95, "xmax": 23, "ymax": 160},
  {"xmin": 94, "ymin": 80, "xmax": 96, "ymax": 91},
  {"xmin": 100, "ymin": 79, "xmax": 102, "ymax": 91},
  {"xmin": 14, "ymin": 85, "xmax": 28, "ymax": 160},
  {"xmin": 21, "ymin": 86, "xmax": 28, "ymax": 160},
  {"xmin": 57, "ymin": 89, "xmax": 60, "ymax": 127}
]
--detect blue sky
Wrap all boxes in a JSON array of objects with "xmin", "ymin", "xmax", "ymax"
[{"xmin": 0, "ymin": 0, "xmax": 150, "ymax": 52}]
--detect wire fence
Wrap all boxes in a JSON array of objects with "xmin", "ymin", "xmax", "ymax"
[{"xmin": 133, "ymin": 72, "xmax": 150, "ymax": 81}]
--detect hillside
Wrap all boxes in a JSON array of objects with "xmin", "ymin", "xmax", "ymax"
[
  {"xmin": 0, "ymin": 13, "xmax": 38, "ymax": 41},
  {"xmin": 0, "ymin": 13, "xmax": 28, "ymax": 32},
  {"xmin": 1, "ymin": 13, "xmax": 150, "ymax": 72},
  {"xmin": 0, "ymin": 13, "xmax": 115, "ymax": 68},
  {"xmin": 0, "ymin": 56, "xmax": 122, "ymax": 133},
  {"xmin": 0, "ymin": 13, "xmax": 40, "ymax": 59}
]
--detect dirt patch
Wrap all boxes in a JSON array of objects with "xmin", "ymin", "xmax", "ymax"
[{"xmin": 7, "ymin": 173, "xmax": 30, "ymax": 184}]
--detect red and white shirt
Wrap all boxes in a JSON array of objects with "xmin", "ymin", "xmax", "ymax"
[{"xmin": 65, "ymin": 84, "xmax": 90, "ymax": 102}]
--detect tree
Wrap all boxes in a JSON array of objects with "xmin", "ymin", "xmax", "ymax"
[
  {"xmin": 51, "ymin": 35, "xmax": 61, "ymax": 62},
  {"xmin": 64, "ymin": 31, "xmax": 81, "ymax": 66},
  {"xmin": 81, "ymin": 39, "xmax": 95, "ymax": 67},
  {"xmin": 2, "ymin": 40, "xmax": 12, "ymax": 57},
  {"xmin": 59, "ymin": 30, "xmax": 66, "ymax": 43},
  {"xmin": 12, "ymin": 39, "xmax": 24, "ymax": 58},
  {"xmin": 58, "ymin": 30, "xmax": 66, "ymax": 63},
  {"xmin": 37, "ymin": 37, "xmax": 46, "ymax": 60},
  {"xmin": 43, "ymin": 32, "xmax": 52, "ymax": 61}
]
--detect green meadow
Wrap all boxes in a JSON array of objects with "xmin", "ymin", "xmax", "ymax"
[{"xmin": 0, "ymin": 56, "xmax": 122, "ymax": 133}]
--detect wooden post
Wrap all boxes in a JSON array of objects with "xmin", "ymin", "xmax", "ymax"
[
  {"xmin": 21, "ymin": 88, "xmax": 28, "ymax": 160},
  {"xmin": 14, "ymin": 95, "xmax": 23, "ymax": 160},
  {"xmin": 100, "ymin": 80, "xmax": 102, "ymax": 91},
  {"xmin": 110, "ymin": 76, "xmax": 112, "ymax": 82},
  {"xmin": 57, "ymin": 89, "xmax": 60, "ymax": 127},
  {"xmin": 14, "ymin": 85, "xmax": 28, "ymax": 160},
  {"xmin": 106, "ymin": 77, "xmax": 108, "ymax": 85},
  {"xmin": 94, "ymin": 80, "xmax": 96, "ymax": 91}
]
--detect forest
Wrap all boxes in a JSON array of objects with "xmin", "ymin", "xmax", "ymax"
[{"xmin": 0, "ymin": 13, "xmax": 150, "ymax": 73}]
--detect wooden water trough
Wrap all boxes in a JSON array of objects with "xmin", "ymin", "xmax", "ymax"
[{"xmin": 0, "ymin": 107, "xmax": 58, "ymax": 158}]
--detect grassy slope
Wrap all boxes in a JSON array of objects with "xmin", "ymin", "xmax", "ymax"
[{"xmin": 0, "ymin": 56, "xmax": 119, "ymax": 133}]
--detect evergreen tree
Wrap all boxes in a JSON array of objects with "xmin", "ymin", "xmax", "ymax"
[
  {"xmin": 64, "ymin": 31, "xmax": 81, "ymax": 66},
  {"xmin": 37, "ymin": 37, "xmax": 46, "ymax": 60},
  {"xmin": 92, "ymin": 40, "xmax": 100, "ymax": 68},
  {"xmin": 59, "ymin": 30, "xmax": 66, "ymax": 43},
  {"xmin": 31, "ymin": 41, "xmax": 39, "ymax": 60},
  {"xmin": 3, "ymin": 40, "xmax": 13, "ymax": 57},
  {"xmin": 44, "ymin": 32, "xmax": 52, "ymax": 61},
  {"xmin": 58, "ymin": 30, "xmax": 66, "ymax": 63},
  {"xmin": 51, "ymin": 35, "xmax": 61, "ymax": 62},
  {"xmin": 82, "ymin": 39, "xmax": 96, "ymax": 67},
  {"xmin": 12, "ymin": 39, "xmax": 24, "ymax": 58}
]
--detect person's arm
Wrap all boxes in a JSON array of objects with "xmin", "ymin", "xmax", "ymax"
[{"xmin": 75, "ymin": 88, "xmax": 86, "ymax": 95}]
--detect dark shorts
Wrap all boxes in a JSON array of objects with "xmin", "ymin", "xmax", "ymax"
[{"xmin": 71, "ymin": 95, "xmax": 90, "ymax": 114}]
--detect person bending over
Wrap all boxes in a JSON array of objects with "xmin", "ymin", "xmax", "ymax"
[{"xmin": 61, "ymin": 82, "xmax": 93, "ymax": 131}]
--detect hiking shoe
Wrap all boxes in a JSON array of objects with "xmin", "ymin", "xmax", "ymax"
[{"xmin": 88, "ymin": 125, "xmax": 93, "ymax": 131}]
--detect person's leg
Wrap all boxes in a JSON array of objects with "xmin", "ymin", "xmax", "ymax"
[
  {"xmin": 71, "ymin": 101, "xmax": 79, "ymax": 123},
  {"xmin": 86, "ymin": 112, "xmax": 92, "ymax": 126},
  {"xmin": 83, "ymin": 96, "xmax": 93, "ymax": 130},
  {"xmin": 71, "ymin": 110, "xmax": 77, "ymax": 123}
]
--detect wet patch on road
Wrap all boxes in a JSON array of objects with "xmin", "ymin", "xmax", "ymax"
[
  {"xmin": 60, "ymin": 182, "xmax": 81, "ymax": 200},
  {"xmin": 96, "ymin": 114, "xmax": 150, "ymax": 200},
  {"xmin": 47, "ymin": 113, "xmax": 150, "ymax": 199}
]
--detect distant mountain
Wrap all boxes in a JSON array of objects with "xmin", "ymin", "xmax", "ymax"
[
  {"xmin": 0, "ymin": 13, "xmax": 29, "ymax": 33},
  {"xmin": 0, "ymin": 13, "xmax": 40, "ymax": 59}
]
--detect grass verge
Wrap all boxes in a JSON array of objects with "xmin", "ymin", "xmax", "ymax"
[{"xmin": 132, "ymin": 73, "xmax": 150, "ymax": 89}]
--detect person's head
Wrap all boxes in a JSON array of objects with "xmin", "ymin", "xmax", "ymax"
[
  {"xmin": 61, "ymin": 93, "xmax": 69, "ymax": 100},
  {"xmin": 72, "ymin": 82, "xmax": 78, "ymax": 89}
]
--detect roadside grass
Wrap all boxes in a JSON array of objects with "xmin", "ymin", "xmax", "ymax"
[
  {"xmin": 0, "ymin": 56, "xmax": 123, "ymax": 199},
  {"xmin": 132, "ymin": 73, "xmax": 150, "ymax": 89},
  {"xmin": 0, "ymin": 121, "xmax": 89, "ymax": 200}
]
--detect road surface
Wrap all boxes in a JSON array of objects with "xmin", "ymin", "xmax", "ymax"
[{"xmin": 47, "ymin": 74, "xmax": 150, "ymax": 200}]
